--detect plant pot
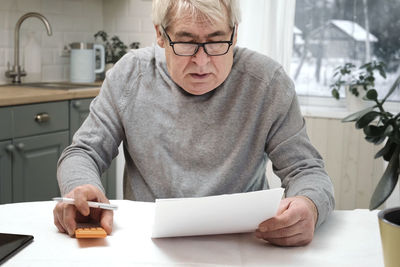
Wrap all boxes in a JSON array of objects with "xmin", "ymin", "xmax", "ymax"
[
  {"xmin": 378, "ymin": 207, "xmax": 400, "ymax": 267},
  {"xmin": 345, "ymin": 85, "xmax": 374, "ymax": 112}
]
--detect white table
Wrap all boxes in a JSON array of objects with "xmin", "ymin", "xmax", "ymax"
[{"xmin": 0, "ymin": 200, "xmax": 384, "ymax": 266}]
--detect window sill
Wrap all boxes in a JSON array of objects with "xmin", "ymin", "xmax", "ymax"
[
  {"xmin": 298, "ymin": 95, "xmax": 400, "ymax": 119},
  {"xmin": 298, "ymin": 95, "xmax": 349, "ymax": 119},
  {"xmin": 300, "ymin": 105, "xmax": 349, "ymax": 119}
]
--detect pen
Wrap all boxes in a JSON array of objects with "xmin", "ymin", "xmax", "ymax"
[{"xmin": 52, "ymin": 197, "xmax": 118, "ymax": 210}]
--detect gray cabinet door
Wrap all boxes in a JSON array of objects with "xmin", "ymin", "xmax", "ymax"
[
  {"xmin": 70, "ymin": 98, "xmax": 116, "ymax": 199},
  {"xmin": 70, "ymin": 98, "xmax": 94, "ymax": 142},
  {"xmin": 0, "ymin": 107, "xmax": 12, "ymax": 140},
  {"xmin": 12, "ymin": 131, "xmax": 69, "ymax": 202},
  {"xmin": 0, "ymin": 140, "xmax": 12, "ymax": 204}
]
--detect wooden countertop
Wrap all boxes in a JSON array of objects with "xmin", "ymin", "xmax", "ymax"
[{"xmin": 0, "ymin": 82, "xmax": 102, "ymax": 107}]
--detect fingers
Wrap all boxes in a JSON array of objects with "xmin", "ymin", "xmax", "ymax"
[
  {"xmin": 258, "ymin": 201, "xmax": 301, "ymax": 232},
  {"xmin": 261, "ymin": 233, "xmax": 312, "ymax": 247},
  {"xmin": 73, "ymin": 185, "xmax": 101, "ymax": 216},
  {"xmin": 53, "ymin": 205, "xmax": 65, "ymax": 233},
  {"xmin": 256, "ymin": 196, "xmax": 317, "ymax": 247},
  {"xmin": 53, "ymin": 202, "xmax": 77, "ymax": 236},
  {"xmin": 100, "ymin": 210, "xmax": 114, "ymax": 235},
  {"xmin": 256, "ymin": 218, "xmax": 307, "ymax": 239},
  {"xmin": 275, "ymin": 198, "xmax": 291, "ymax": 216},
  {"xmin": 63, "ymin": 204, "xmax": 78, "ymax": 236},
  {"xmin": 255, "ymin": 218, "xmax": 314, "ymax": 246},
  {"xmin": 52, "ymin": 184, "xmax": 113, "ymax": 236}
]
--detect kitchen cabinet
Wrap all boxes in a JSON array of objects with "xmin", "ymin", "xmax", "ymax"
[
  {"xmin": 0, "ymin": 98, "xmax": 116, "ymax": 204},
  {"xmin": 0, "ymin": 108, "xmax": 12, "ymax": 203},
  {"xmin": 0, "ymin": 140, "xmax": 12, "ymax": 203},
  {"xmin": 12, "ymin": 131, "xmax": 69, "ymax": 202},
  {"xmin": 0, "ymin": 101, "xmax": 69, "ymax": 203},
  {"xmin": 70, "ymin": 98, "xmax": 116, "ymax": 199}
]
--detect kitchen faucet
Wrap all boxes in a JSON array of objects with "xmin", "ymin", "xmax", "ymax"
[{"xmin": 5, "ymin": 12, "xmax": 52, "ymax": 83}]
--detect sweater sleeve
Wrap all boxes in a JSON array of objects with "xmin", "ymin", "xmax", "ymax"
[
  {"xmin": 57, "ymin": 63, "xmax": 127, "ymax": 196},
  {"xmin": 265, "ymin": 68, "xmax": 335, "ymax": 228}
]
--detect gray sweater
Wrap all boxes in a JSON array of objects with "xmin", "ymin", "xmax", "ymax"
[{"xmin": 58, "ymin": 45, "xmax": 335, "ymax": 227}]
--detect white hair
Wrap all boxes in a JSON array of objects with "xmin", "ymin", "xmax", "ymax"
[{"xmin": 152, "ymin": 0, "xmax": 241, "ymax": 29}]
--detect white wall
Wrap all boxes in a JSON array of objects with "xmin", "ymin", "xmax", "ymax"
[{"xmin": 102, "ymin": 0, "xmax": 155, "ymax": 49}]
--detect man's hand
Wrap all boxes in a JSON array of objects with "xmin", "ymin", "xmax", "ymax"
[
  {"xmin": 53, "ymin": 184, "xmax": 113, "ymax": 237},
  {"xmin": 255, "ymin": 196, "xmax": 318, "ymax": 246}
]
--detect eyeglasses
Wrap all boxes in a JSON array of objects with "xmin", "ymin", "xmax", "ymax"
[{"xmin": 162, "ymin": 26, "xmax": 235, "ymax": 56}]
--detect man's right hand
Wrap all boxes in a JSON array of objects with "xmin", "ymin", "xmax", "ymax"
[{"xmin": 53, "ymin": 184, "xmax": 113, "ymax": 237}]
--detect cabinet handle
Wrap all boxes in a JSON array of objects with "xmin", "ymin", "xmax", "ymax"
[
  {"xmin": 5, "ymin": 144, "xmax": 15, "ymax": 153},
  {"xmin": 16, "ymin": 143, "xmax": 25, "ymax": 151},
  {"xmin": 73, "ymin": 101, "xmax": 81, "ymax": 108},
  {"xmin": 35, "ymin": 112, "xmax": 50, "ymax": 123}
]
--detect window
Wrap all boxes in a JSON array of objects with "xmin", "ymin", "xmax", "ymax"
[{"xmin": 291, "ymin": 0, "xmax": 400, "ymax": 102}]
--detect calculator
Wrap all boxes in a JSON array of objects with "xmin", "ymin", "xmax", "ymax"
[{"xmin": 75, "ymin": 222, "xmax": 107, "ymax": 238}]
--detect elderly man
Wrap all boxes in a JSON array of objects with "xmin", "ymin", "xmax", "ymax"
[{"xmin": 54, "ymin": 0, "xmax": 334, "ymax": 247}]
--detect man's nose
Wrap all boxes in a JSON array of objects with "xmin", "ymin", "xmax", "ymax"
[{"xmin": 192, "ymin": 46, "xmax": 210, "ymax": 66}]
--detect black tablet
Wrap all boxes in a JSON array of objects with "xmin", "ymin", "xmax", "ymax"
[{"xmin": 0, "ymin": 233, "xmax": 34, "ymax": 264}]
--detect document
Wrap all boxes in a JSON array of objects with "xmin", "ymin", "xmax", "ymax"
[{"xmin": 151, "ymin": 188, "xmax": 284, "ymax": 238}]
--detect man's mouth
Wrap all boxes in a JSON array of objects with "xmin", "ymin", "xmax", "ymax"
[{"xmin": 190, "ymin": 73, "xmax": 210, "ymax": 79}]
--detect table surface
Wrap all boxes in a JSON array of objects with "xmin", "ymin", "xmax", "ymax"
[{"xmin": 0, "ymin": 200, "xmax": 384, "ymax": 267}]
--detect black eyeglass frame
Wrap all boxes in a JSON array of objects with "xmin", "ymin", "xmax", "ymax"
[{"xmin": 162, "ymin": 25, "xmax": 236, "ymax": 56}]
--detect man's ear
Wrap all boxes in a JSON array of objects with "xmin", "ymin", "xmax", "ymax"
[
  {"xmin": 155, "ymin": 25, "xmax": 165, "ymax": 48},
  {"xmin": 233, "ymin": 24, "xmax": 238, "ymax": 46}
]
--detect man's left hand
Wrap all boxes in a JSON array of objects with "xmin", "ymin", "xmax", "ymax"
[{"xmin": 255, "ymin": 196, "xmax": 318, "ymax": 247}]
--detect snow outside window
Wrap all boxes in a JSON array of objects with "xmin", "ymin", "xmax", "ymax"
[{"xmin": 292, "ymin": 0, "xmax": 400, "ymax": 103}]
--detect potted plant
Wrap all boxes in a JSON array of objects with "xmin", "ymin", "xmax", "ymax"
[
  {"xmin": 330, "ymin": 61, "xmax": 387, "ymax": 111},
  {"xmin": 341, "ymin": 73, "xmax": 400, "ymax": 267},
  {"xmin": 94, "ymin": 30, "xmax": 140, "ymax": 70}
]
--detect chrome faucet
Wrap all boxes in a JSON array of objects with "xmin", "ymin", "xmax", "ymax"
[{"xmin": 5, "ymin": 12, "xmax": 52, "ymax": 83}]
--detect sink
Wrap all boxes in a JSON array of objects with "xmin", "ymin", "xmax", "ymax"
[{"xmin": 2, "ymin": 82, "xmax": 100, "ymax": 90}]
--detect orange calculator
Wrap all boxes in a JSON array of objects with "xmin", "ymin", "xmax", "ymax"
[{"xmin": 75, "ymin": 223, "xmax": 107, "ymax": 239}]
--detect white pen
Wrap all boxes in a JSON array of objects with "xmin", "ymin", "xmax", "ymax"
[{"xmin": 52, "ymin": 197, "xmax": 118, "ymax": 210}]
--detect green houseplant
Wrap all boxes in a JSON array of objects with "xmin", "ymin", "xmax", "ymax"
[
  {"xmin": 94, "ymin": 30, "xmax": 140, "ymax": 64},
  {"xmin": 330, "ymin": 60, "xmax": 387, "ymax": 100},
  {"xmin": 342, "ymin": 73, "xmax": 400, "ymax": 267},
  {"xmin": 341, "ymin": 72, "xmax": 400, "ymax": 209}
]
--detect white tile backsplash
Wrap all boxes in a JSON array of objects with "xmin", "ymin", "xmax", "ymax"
[
  {"xmin": 41, "ymin": 49, "xmax": 53, "ymax": 65},
  {"xmin": 0, "ymin": 30, "xmax": 8, "ymax": 47},
  {"xmin": 3, "ymin": 48, "xmax": 13, "ymax": 68},
  {"xmin": 116, "ymin": 17, "xmax": 141, "ymax": 33},
  {"xmin": 41, "ymin": 31, "xmax": 63, "ymax": 48},
  {"xmin": 0, "ymin": 0, "xmax": 17, "ymax": 11},
  {"xmin": 141, "ymin": 17, "xmax": 154, "ymax": 33},
  {"xmin": 128, "ymin": 0, "xmax": 152, "ymax": 17},
  {"xmin": 0, "ymin": 66, "xmax": 7, "ymax": 84},
  {"xmin": 41, "ymin": 0, "xmax": 63, "ymax": 14},
  {"xmin": 17, "ymin": 0, "xmax": 41, "ymax": 13},
  {"xmin": 0, "ymin": 49, "xmax": 5, "ymax": 67},
  {"xmin": 0, "ymin": 0, "xmax": 153, "ymax": 84},
  {"xmin": 0, "ymin": 11, "xmax": 6, "ymax": 30},
  {"xmin": 42, "ymin": 64, "xmax": 64, "ymax": 81},
  {"xmin": 103, "ymin": 0, "xmax": 129, "ymax": 20},
  {"xmin": 104, "ymin": 0, "xmax": 155, "ymax": 47},
  {"xmin": 62, "ymin": 1, "xmax": 84, "ymax": 17}
]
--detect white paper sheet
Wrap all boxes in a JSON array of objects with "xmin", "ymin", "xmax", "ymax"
[{"xmin": 151, "ymin": 188, "xmax": 284, "ymax": 238}]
